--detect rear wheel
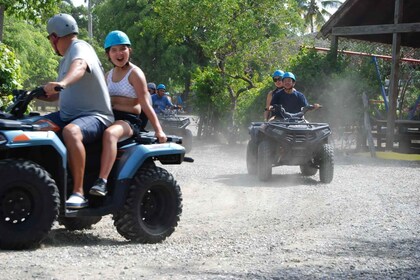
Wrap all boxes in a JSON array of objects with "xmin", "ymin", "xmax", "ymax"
[
  {"xmin": 182, "ymin": 129, "xmax": 193, "ymax": 153},
  {"xmin": 0, "ymin": 159, "xmax": 59, "ymax": 250},
  {"xmin": 257, "ymin": 140, "xmax": 273, "ymax": 181},
  {"xmin": 246, "ymin": 139, "xmax": 258, "ymax": 175},
  {"xmin": 113, "ymin": 166, "xmax": 182, "ymax": 243},
  {"xmin": 319, "ymin": 144, "xmax": 334, "ymax": 183}
]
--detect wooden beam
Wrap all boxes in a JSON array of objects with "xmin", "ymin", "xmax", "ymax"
[{"xmin": 332, "ymin": 22, "xmax": 420, "ymax": 36}]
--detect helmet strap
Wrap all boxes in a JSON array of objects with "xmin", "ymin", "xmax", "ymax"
[{"xmin": 50, "ymin": 34, "xmax": 62, "ymax": 56}]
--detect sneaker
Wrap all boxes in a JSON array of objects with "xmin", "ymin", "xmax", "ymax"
[
  {"xmin": 89, "ymin": 178, "xmax": 108, "ymax": 196},
  {"xmin": 66, "ymin": 193, "xmax": 88, "ymax": 209}
]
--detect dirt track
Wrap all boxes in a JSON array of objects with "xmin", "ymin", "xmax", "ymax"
[{"xmin": 0, "ymin": 136, "xmax": 419, "ymax": 279}]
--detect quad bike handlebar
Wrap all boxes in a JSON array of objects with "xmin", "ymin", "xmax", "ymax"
[
  {"xmin": 270, "ymin": 104, "xmax": 321, "ymax": 120},
  {"xmin": 7, "ymin": 86, "xmax": 63, "ymax": 118}
]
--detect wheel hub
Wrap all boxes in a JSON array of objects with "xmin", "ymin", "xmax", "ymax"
[
  {"xmin": 1, "ymin": 189, "xmax": 32, "ymax": 224},
  {"xmin": 141, "ymin": 189, "xmax": 165, "ymax": 226}
]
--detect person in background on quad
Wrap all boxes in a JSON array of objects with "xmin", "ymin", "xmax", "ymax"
[
  {"xmin": 264, "ymin": 69, "xmax": 284, "ymax": 121},
  {"xmin": 147, "ymin": 82, "xmax": 157, "ymax": 95},
  {"xmin": 41, "ymin": 13, "xmax": 114, "ymax": 209},
  {"xmin": 269, "ymin": 72, "xmax": 319, "ymax": 119},
  {"xmin": 139, "ymin": 83, "xmax": 157, "ymax": 131},
  {"xmin": 152, "ymin": 84, "xmax": 174, "ymax": 114},
  {"xmin": 89, "ymin": 30, "xmax": 167, "ymax": 197},
  {"xmin": 165, "ymin": 91, "xmax": 173, "ymax": 103}
]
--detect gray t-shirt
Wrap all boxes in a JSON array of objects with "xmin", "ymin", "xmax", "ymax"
[{"xmin": 57, "ymin": 39, "xmax": 114, "ymax": 125}]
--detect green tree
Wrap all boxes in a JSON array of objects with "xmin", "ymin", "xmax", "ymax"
[
  {"xmin": 94, "ymin": 0, "xmax": 200, "ymax": 92},
  {"xmin": 148, "ymin": 0, "xmax": 303, "ymax": 140},
  {"xmin": 0, "ymin": 42, "xmax": 21, "ymax": 109},
  {"xmin": 0, "ymin": 0, "xmax": 61, "ymax": 41},
  {"xmin": 296, "ymin": 0, "xmax": 342, "ymax": 33},
  {"xmin": 3, "ymin": 17, "xmax": 59, "ymax": 88}
]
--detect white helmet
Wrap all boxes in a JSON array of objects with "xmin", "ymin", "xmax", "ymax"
[{"xmin": 47, "ymin": 13, "xmax": 79, "ymax": 37}]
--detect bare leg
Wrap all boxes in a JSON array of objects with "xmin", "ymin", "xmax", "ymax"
[
  {"xmin": 62, "ymin": 124, "xmax": 85, "ymax": 195},
  {"xmin": 98, "ymin": 120, "xmax": 133, "ymax": 180}
]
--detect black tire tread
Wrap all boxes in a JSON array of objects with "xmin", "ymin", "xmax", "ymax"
[
  {"xmin": 319, "ymin": 144, "xmax": 334, "ymax": 183},
  {"xmin": 246, "ymin": 139, "xmax": 258, "ymax": 175},
  {"xmin": 113, "ymin": 166, "xmax": 182, "ymax": 243},
  {"xmin": 0, "ymin": 159, "xmax": 59, "ymax": 250},
  {"xmin": 257, "ymin": 140, "xmax": 273, "ymax": 181}
]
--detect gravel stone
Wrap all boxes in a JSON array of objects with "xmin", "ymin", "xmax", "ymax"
[{"xmin": 0, "ymin": 138, "xmax": 419, "ymax": 279}]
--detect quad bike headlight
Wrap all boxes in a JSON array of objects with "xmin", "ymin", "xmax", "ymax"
[
  {"xmin": 0, "ymin": 133, "xmax": 7, "ymax": 145},
  {"xmin": 272, "ymin": 128, "xmax": 284, "ymax": 135}
]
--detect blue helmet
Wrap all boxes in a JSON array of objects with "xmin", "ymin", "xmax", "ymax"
[
  {"xmin": 104, "ymin": 30, "xmax": 131, "ymax": 49},
  {"xmin": 282, "ymin": 72, "xmax": 296, "ymax": 81},
  {"xmin": 272, "ymin": 70, "xmax": 284, "ymax": 78},
  {"xmin": 157, "ymin": 84, "xmax": 166, "ymax": 90}
]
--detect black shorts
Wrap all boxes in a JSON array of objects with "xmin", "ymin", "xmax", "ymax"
[{"xmin": 112, "ymin": 110, "xmax": 142, "ymax": 135}]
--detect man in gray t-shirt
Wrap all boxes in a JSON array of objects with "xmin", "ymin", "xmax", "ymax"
[{"xmin": 41, "ymin": 13, "xmax": 114, "ymax": 209}]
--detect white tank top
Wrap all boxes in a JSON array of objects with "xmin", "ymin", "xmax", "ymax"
[{"xmin": 107, "ymin": 68, "xmax": 137, "ymax": 98}]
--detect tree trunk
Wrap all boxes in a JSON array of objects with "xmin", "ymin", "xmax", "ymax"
[{"xmin": 0, "ymin": 5, "xmax": 5, "ymax": 42}]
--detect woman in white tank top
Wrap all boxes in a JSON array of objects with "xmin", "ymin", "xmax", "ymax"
[{"xmin": 89, "ymin": 30, "xmax": 167, "ymax": 197}]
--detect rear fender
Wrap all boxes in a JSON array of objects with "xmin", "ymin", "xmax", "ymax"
[{"xmin": 115, "ymin": 142, "xmax": 185, "ymax": 180}]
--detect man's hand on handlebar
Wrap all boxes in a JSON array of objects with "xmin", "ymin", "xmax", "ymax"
[{"xmin": 42, "ymin": 82, "xmax": 64, "ymax": 99}]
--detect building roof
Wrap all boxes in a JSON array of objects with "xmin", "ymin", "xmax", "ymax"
[{"xmin": 319, "ymin": 0, "xmax": 420, "ymax": 48}]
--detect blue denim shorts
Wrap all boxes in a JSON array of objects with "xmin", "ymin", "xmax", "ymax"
[{"xmin": 44, "ymin": 111, "xmax": 107, "ymax": 144}]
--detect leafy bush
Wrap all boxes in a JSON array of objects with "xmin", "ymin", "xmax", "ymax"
[{"xmin": 0, "ymin": 43, "xmax": 22, "ymax": 109}]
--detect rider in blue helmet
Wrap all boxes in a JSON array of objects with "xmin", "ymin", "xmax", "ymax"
[
  {"xmin": 282, "ymin": 71, "xmax": 296, "ymax": 81},
  {"xmin": 264, "ymin": 70, "xmax": 285, "ymax": 121},
  {"xmin": 152, "ymin": 84, "xmax": 174, "ymax": 114},
  {"xmin": 104, "ymin": 30, "xmax": 131, "ymax": 67},
  {"xmin": 104, "ymin": 30, "xmax": 131, "ymax": 49},
  {"xmin": 269, "ymin": 71, "xmax": 319, "ymax": 119},
  {"xmin": 157, "ymin": 84, "xmax": 166, "ymax": 90},
  {"xmin": 88, "ymin": 30, "xmax": 167, "ymax": 198}
]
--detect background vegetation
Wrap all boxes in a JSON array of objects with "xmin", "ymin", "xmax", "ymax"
[{"xmin": 1, "ymin": 0, "xmax": 419, "ymax": 144}]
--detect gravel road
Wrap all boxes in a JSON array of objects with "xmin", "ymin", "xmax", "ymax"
[{"xmin": 0, "ymin": 136, "xmax": 419, "ymax": 279}]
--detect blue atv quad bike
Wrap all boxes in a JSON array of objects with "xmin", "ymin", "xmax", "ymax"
[
  {"xmin": 247, "ymin": 104, "xmax": 334, "ymax": 183},
  {"xmin": 148, "ymin": 108, "xmax": 193, "ymax": 154},
  {"xmin": 0, "ymin": 87, "xmax": 193, "ymax": 250}
]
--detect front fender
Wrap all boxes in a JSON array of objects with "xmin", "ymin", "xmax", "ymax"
[
  {"xmin": 116, "ymin": 143, "xmax": 185, "ymax": 180},
  {"xmin": 0, "ymin": 130, "xmax": 67, "ymax": 166}
]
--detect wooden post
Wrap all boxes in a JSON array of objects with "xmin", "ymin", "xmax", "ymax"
[
  {"xmin": 330, "ymin": 36, "xmax": 338, "ymax": 65},
  {"xmin": 362, "ymin": 92, "xmax": 376, "ymax": 158},
  {"xmin": 386, "ymin": 0, "xmax": 403, "ymax": 150}
]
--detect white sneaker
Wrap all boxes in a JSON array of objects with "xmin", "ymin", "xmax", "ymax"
[{"xmin": 66, "ymin": 193, "xmax": 88, "ymax": 209}]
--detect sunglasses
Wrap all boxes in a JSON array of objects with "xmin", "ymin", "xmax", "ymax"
[{"xmin": 273, "ymin": 77, "xmax": 282, "ymax": 82}]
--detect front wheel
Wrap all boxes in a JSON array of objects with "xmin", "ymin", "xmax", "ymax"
[
  {"xmin": 318, "ymin": 144, "xmax": 334, "ymax": 183},
  {"xmin": 257, "ymin": 140, "xmax": 273, "ymax": 181},
  {"xmin": 246, "ymin": 139, "xmax": 258, "ymax": 175},
  {"xmin": 113, "ymin": 166, "xmax": 182, "ymax": 243},
  {"xmin": 0, "ymin": 159, "xmax": 59, "ymax": 250}
]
